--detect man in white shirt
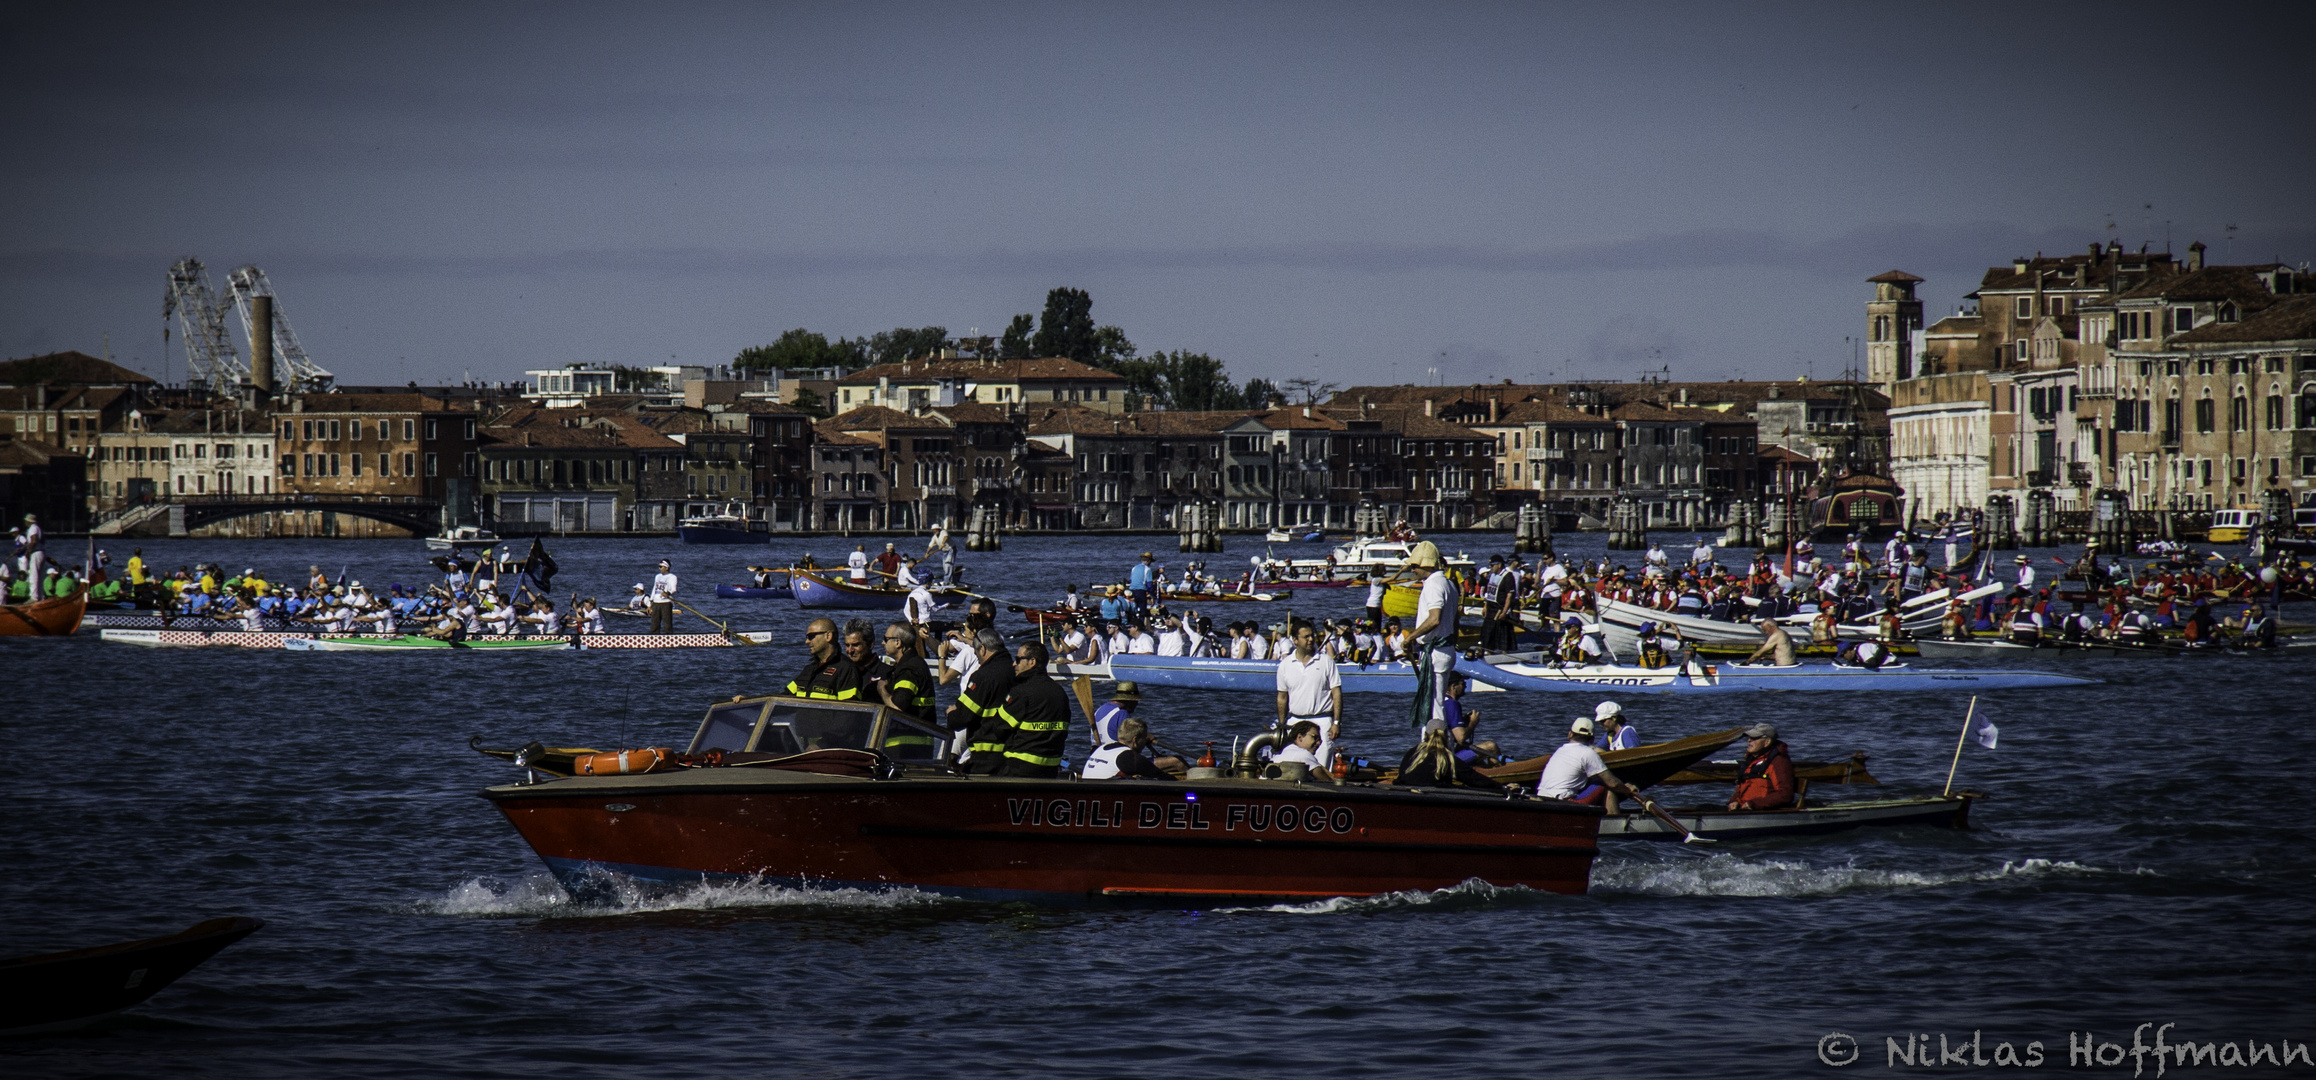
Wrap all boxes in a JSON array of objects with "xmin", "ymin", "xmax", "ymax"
[
  {"xmin": 649, "ymin": 560, "xmax": 679, "ymax": 635},
  {"xmin": 2012, "ymin": 555, "xmax": 2037, "ymax": 597},
  {"xmin": 1154, "ymin": 615, "xmax": 1187, "ymax": 656},
  {"xmin": 1244, "ymin": 626, "xmax": 1271, "ymax": 660},
  {"xmin": 847, "ymin": 544, "xmax": 871, "ymax": 583},
  {"xmin": 1125, "ymin": 624, "xmax": 1157, "ymax": 654},
  {"xmin": 1106, "ymin": 622, "xmax": 1130, "ymax": 657},
  {"xmin": 1536, "ymin": 554, "xmax": 1568, "ymax": 619},
  {"xmin": 1274, "ymin": 622, "xmax": 1343, "ymax": 768},
  {"xmin": 1405, "ymin": 541, "xmax": 1459, "ymax": 730},
  {"xmin": 1536, "ymin": 716, "xmax": 1639, "ymax": 811},
  {"xmin": 1058, "ymin": 622, "xmax": 1097, "ymax": 663}
]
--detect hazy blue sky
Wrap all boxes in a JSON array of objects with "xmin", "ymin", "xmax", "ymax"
[{"xmin": 3, "ymin": 2, "xmax": 2309, "ymax": 390}]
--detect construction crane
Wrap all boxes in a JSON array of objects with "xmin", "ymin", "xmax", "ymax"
[
  {"xmin": 225, "ymin": 265, "xmax": 333, "ymax": 391},
  {"xmin": 162, "ymin": 257, "xmax": 243, "ymax": 393}
]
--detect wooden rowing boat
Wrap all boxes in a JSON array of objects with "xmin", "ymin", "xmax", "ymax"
[
  {"xmin": 1478, "ymin": 728, "xmax": 1744, "ymax": 789},
  {"xmin": 1, "ymin": 916, "xmax": 263, "ymax": 1036},
  {"xmin": 1661, "ymin": 753, "xmax": 1879, "ymax": 786},
  {"xmin": 284, "ymin": 635, "xmax": 575, "ymax": 652},
  {"xmin": 0, "ymin": 585, "xmax": 87, "ymax": 637}
]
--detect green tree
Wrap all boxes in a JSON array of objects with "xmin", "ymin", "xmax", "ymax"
[
  {"xmin": 735, "ymin": 329, "xmax": 865, "ymax": 372},
  {"xmin": 790, "ymin": 386, "xmax": 829, "ymax": 419},
  {"xmin": 1242, "ymin": 378, "xmax": 1281, "ymax": 409},
  {"xmin": 867, "ymin": 326, "xmax": 950, "ymax": 366},
  {"xmin": 999, "ymin": 314, "xmax": 1035, "ymax": 360},
  {"xmin": 1090, "ymin": 325, "xmax": 1137, "ymax": 367},
  {"xmin": 1032, "ymin": 287, "xmax": 1097, "ymax": 363}
]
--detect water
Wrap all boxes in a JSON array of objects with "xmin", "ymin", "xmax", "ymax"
[{"xmin": 7, "ymin": 533, "xmax": 2314, "ymax": 1077}]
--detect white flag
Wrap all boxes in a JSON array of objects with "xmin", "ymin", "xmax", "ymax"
[{"xmin": 1973, "ymin": 714, "xmax": 1999, "ymax": 750}]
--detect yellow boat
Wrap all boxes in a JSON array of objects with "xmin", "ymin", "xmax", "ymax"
[{"xmin": 2206, "ymin": 508, "xmax": 2261, "ymax": 544}]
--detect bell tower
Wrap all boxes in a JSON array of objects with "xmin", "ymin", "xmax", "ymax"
[{"xmin": 1865, "ymin": 271, "xmax": 1925, "ymax": 393}]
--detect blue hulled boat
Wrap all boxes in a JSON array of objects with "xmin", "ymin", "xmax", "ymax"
[
  {"xmin": 1105, "ymin": 653, "xmax": 1517, "ymax": 693},
  {"xmin": 1475, "ymin": 656, "xmax": 2099, "ymax": 694}
]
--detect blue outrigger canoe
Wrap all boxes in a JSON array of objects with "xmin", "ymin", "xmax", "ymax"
[
  {"xmin": 1105, "ymin": 653, "xmax": 1520, "ymax": 693},
  {"xmin": 1476, "ymin": 656, "xmax": 2098, "ymax": 693}
]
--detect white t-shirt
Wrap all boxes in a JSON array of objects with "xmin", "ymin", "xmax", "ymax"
[
  {"xmin": 945, "ymin": 642, "xmax": 980, "ymax": 683},
  {"xmin": 650, "ymin": 571, "xmax": 678, "ymax": 603},
  {"xmin": 1060, "ymin": 628, "xmax": 1094, "ymax": 662},
  {"xmin": 1275, "ymin": 651, "xmax": 1341, "ymax": 718},
  {"xmin": 905, "ymin": 586, "xmax": 936, "ymax": 624},
  {"xmin": 1539, "ymin": 563, "xmax": 1567, "ymax": 597},
  {"xmin": 1536, "ymin": 742, "xmax": 1609, "ymax": 799},
  {"xmin": 1366, "ymin": 578, "xmax": 1386, "ymax": 606},
  {"xmin": 1415, "ymin": 571, "xmax": 1457, "ymax": 643},
  {"xmin": 1273, "ymin": 743, "xmax": 1326, "ymax": 769},
  {"xmin": 1244, "ymin": 634, "xmax": 1270, "ymax": 660},
  {"xmin": 1126, "ymin": 631, "xmax": 1157, "ymax": 654},
  {"xmin": 848, "ymin": 550, "xmax": 870, "ymax": 581},
  {"xmin": 1156, "ymin": 629, "xmax": 1186, "ymax": 656}
]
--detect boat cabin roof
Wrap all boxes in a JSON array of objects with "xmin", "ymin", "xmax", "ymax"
[{"xmin": 689, "ymin": 695, "xmax": 949, "ymax": 765}]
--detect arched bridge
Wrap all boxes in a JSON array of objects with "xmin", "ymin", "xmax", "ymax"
[{"xmin": 170, "ymin": 494, "xmax": 444, "ymax": 534}]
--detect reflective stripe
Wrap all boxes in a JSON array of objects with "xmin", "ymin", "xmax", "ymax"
[
  {"xmin": 968, "ymin": 741, "xmax": 1007, "ymax": 754},
  {"xmin": 1004, "ymin": 749, "xmax": 1062, "ymax": 767},
  {"xmin": 1000, "ymin": 705, "xmax": 1069, "ymax": 732},
  {"xmin": 957, "ymin": 690, "xmax": 987, "ymax": 713}
]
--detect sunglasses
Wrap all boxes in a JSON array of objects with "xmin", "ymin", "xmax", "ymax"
[{"xmin": 805, "ymin": 630, "xmax": 831, "ymax": 639}]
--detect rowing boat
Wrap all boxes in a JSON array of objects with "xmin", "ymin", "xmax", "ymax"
[
  {"xmin": 0, "ymin": 916, "xmax": 264, "ymax": 1036},
  {"xmin": 1912, "ymin": 636, "xmax": 2315, "ymax": 659},
  {"xmin": 1598, "ymin": 794, "xmax": 1972, "ymax": 839},
  {"xmin": 791, "ymin": 570, "xmax": 963, "ymax": 610},
  {"xmin": 1665, "ymin": 753, "xmax": 1879, "ymax": 786},
  {"xmin": 101, "ymin": 628, "xmax": 778, "ymax": 649},
  {"xmin": 283, "ymin": 635, "xmax": 575, "ymax": 652},
  {"xmin": 1474, "ymin": 653, "xmax": 2099, "ymax": 692},
  {"xmin": 1478, "ymin": 728, "xmax": 1744, "ymax": 789},
  {"xmin": 0, "ymin": 586, "xmax": 87, "ymax": 637},
  {"xmin": 1106, "ymin": 653, "xmax": 1514, "ymax": 694}
]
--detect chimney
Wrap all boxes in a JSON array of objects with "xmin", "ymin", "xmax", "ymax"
[
  {"xmin": 2012, "ymin": 258, "xmax": 2029, "ymax": 274},
  {"xmin": 2187, "ymin": 241, "xmax": 2205, "ymax": 272},
  {"xmin": 248, "ymin": 294, "xmax": 275, "ymax": 396},
  {"xmin": 1423, "ymin": 399, "xmax": 1434, "ymax": 417},
  {"xmin": 1488, "ymin": 397, "xmax": 1499, "ymax": 423},
  {"xmin": 1302, "ymin": 404, "xmax": 1313, "ymax": 420}
]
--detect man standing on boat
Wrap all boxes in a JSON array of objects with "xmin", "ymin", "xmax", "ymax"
[
  {"xmin": 995, "ymin": 643, "xmax": 1071, "ymax": 777},
  {"xmin": 1405, "ymin": 542, "xmax": 1461, "ymax": 732},
  {"xmin": 1128, "ymin": 552, "xmax": 1156, "ymax": 609},
  {"xmin": 874, "ymin": 621, "xmax": 939, "ymax": 725},
  {"xmin": 874, "ymin": 542, "xmax": 903, "ymax": 582},
  {"xmin": 1276, "ymin": 621, "xmax": 1344, "ymax": 768},
  {"xmin": 18, "ymin": 514, "xmax": 44, "ymax": 600},
  {"xmin": 648, "ymin": 560, "xmax": 678, "ymax": 635},
  {"xmin": 949, "ymin": 628, "xmax": 1015, "ymax": 774},
  {"xmin": 847, "ymin": 544, "xmax": 871, "ymax": 584},
  {"xmin": 1727, "ymin": 723, "xmax": 1796, "ymax": 811},
  {"xmin": 785, "ymin": 617, "xmax": 863, "ymax": 701}
]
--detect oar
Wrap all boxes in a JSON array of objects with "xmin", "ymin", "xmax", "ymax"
[
  {"xmin": 672, "ymin": 597, "xmax": 755, "ymax": 644},
  {"xmin": 1630, "ymin": 792, "xmax": 1716, "ymax": 844},
  {"xmin": 1070, "ymin": 675, "xmax": 1096, "ymax": 727}
]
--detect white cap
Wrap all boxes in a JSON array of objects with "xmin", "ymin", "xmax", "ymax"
[
  {"xmin": 1571, "ymin": 717, "xmax": 1595, "ymax": 737},
  {"xmin": 1594, "ymin": 701, "xmax": 1624, "ymax": 722}
]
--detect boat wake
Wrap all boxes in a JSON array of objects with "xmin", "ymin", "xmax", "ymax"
[
  {"xmin": 1593, "ymin": 855, "xmax": 2149, "ymax": 898},
  {"xmin": 421, "ymin": 871, "xmax": 950, "ymax": 918},
  {"xmin": 1219, "ymin": 878, "xmax": 1566, "ymax": 916}
]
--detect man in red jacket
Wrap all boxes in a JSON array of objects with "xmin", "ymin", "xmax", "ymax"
[{"xmin": 1727, "ymin": 723, "xmax": 1796, "ymax": 811}]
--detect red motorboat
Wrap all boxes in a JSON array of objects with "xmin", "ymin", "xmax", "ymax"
[
  {"xmin": 0, "ymin": 585, "xmax": 87, "ymax": 637},
  {"xmin": 481, "ymin": 697, "xmax": 1602, "ymax": 906}
]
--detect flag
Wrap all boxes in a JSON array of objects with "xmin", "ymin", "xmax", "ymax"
[{"xmin": 1972, "ymin": 711, "xmax": 1999, "ymax": 750}]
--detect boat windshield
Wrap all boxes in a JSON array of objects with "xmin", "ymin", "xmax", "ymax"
[
  {"xmin": 749, "ymin": 701, "xmax": 877, "ymax": 756},
  {"xmin": 691, "ymin": 700, "xmax": 768, "ymax": 755}
]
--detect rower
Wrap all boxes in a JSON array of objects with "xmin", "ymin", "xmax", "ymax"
[
  {"xmin": 649, "ymin": 560, "xmax": 678, "ymax": 635},
  {"xmin": 847, "ymin": 544, "xmax": 870, "ymax": 584},
  {"xmin": 994, "ymin": 643, "xmax": 1071, "ymax": 777},
  {"xmin": 1727, "ymin": 723, "xmax": 1796, "ymax": 811},
  {"xmin": 1594, "ymin": 701, "xmax": 1638, "ymax": 751},
  {"xmin": 518, "ymin": 598, "xmax": 561, "ymax": 636},
  {"xmin": 1834, "ymin": 638, "xmax": 1892, "ymax": 670},
  {"xmin": 1634, "ymin": 621, "xmax": 1681, "ymax": 669},
  {"xmin": 786, "ymin": 617, "xmax": 864, "ymax": 702},
  {"xmin": 1535, "ymin": 716, "xmax": 1640, "ymax": 811},
  {"xmin": 1743, "ymin": 617, "xmax": 1797, "ymax": 667},
  {"xmin": 576, "ymin": 598, "xmax": 606, "ymax": 635},
  {"xmin": 2006, "ymin": 600, "xmax": 2046, "ymax": 646}
]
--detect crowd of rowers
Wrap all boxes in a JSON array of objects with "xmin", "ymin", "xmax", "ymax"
[{"xmin": 770, "ymin": 597, "xmax": 1800, "ymax": 813}]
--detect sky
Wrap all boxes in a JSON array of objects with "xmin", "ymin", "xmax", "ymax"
[{"xmin": 2, "ymin": 2, "xmax": 2310, "ymax": 391}]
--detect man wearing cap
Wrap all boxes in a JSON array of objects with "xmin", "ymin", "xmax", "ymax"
[
  {"xmin": 1092, "ymin": 682, "xmax": 1141, "ymax": 747},
  {"xmin": 1728, "ymin": 723, "xmax": 1795, "ymax": 810},
  {"xmin": 2011, "ymin": 554, "xmax": 2036, "ymax": 598},
  {"xmin": 1594, "ymin": 701, "xmax": 1638, "ymax": 751},
  {"xmin": 648, "ymin": 560, "xmax": 679, "ymax": 634},
  {"xmin": 1536, "ymin": 716, "xmax": 1640, "ymax": 811},
  {"xmin": 1404, "ymin": 541, "xmax": 1462, "ymax": 732},
  {"xmin": 1276, "ymin": 620, "xmax": 1344, "ymax": 768},
  {"xmin": 874, "ymin": 542, "xmax": 903, "ymax": 581}
]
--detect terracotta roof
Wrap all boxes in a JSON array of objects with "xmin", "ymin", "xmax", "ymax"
[
  {"xmin": 2115, "ymin": 265, "xmax": 2283, "ymax": 307},
  {"xmin": 811, "ymin": 419, "xmax": 881, "ymax": 447},
  {"xmin": 2172, "ymin": 294, "xmax": 2316, "ymax": 345},
  {"xmin": 828, "ymin": 405, "xmax": 948, "ymax": 432},
  {"xmin": 293, "ymin": 392, "xmax": 467, "ymax": 413},
  {"xmin": 1023, "ymin": 408, "xmax": 1255, "ymax": 438},
  {"xmin": 1317, "ymin": 403, "xmax": 1488, "ymax": 439},
  {"xmin": 835, "ymin": 357, "xmax": 1125, "ymax": 386},
  {"xmin": 933, "ymin": 401, "xmax": 1011, "ymax": 425},
  {"xmin": 0, "ymin": 351, "xmax": 156, "ymax": 387},
  {"xmin": 151, "ymin": 407, "xmax": 271, "ymax": 434},
  {"xmin": 480, "ymin": 408, "xmax": 683, "ymax": 450},
  {"xmin": 1609, "ymin": 401, "xmax": 1683, "ymax": 422},
  {"xmin": 1253, "ymin": 407, "xmax": 1347, "ymax": 431},
  {"xmin": 1496, "ymin": 400, "xmax": 1608, "ymax": 425},
  {"xmin": 1867, "ymin": 270, "xmax": 1924, "ymax": 283},
  {"xmin": 0, "ymin": 436, "xmax": 82, "ymax": 465}
]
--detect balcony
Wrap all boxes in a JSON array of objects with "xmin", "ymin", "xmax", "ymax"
[
  {"xmin": 1525, "ymin": 447, "xmax": 1566, "ymax": 461},
  {"xmin": 2067, "ymin": 462, "xmax": 2095, "ymax": 485},
  {"xmin": 924, "ymin": 485, "xmax": 956, "ymax": 497},
  {"xmin": 2025, "ymin": 469, "xmax": 2057, "ymax": 487}
]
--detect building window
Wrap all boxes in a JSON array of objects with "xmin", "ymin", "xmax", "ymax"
[
  {"xmin": 464, "ymin": 452, "xmax": 478, "ymax": 478},
  {"xmin": 380, "ymin": 453, "xmax": 389, "ymax": 476},
  {"xmin": 425, "ymin": 419, "xmax": 438, "ymax": 441},
  {"xmin": 280, "ymin": 454, "xmax": 293, "ymax": 475},
  {"xmin": 329, "ymin": 420, "xmax": 341, "ymax": 440},
  {"xmin": 403, "ymin": 420, "xmax": 415, "ymax": 440},
  {"xmin": 350, "ymin": 453, "xmax": 362, "ymax": 477},
  {"xmin": 464, "ymin": 419, "xmax": 476, "ymax": 440},
  {"xmin": 2173, "ymin": 307, "xmax": 2194, "ymax": 333},
  {"xmin": 2195, "ymin": 397, "xmax": 2215, "ymax": 433},
  {"xmin": 330, "ymin": 453, "xmax": 341, "ymax": 476}
]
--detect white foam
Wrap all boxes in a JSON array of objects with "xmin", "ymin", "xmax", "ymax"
[
  {"xmin": 1220, "ymin": 877, "xmax": 1556, "ymax": 915},
  {"xmin": 421, "ymin": 871, "xmax": 949, "ymax": 918},
  {"xmin": 1592, "ymin": 855, "xmax": 2145, "ymax": 898}
]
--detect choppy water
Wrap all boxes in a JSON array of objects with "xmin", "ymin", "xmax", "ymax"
[{"xmin": 7, "ymin": 532, "xmax": 2314, "ymax": 1077}]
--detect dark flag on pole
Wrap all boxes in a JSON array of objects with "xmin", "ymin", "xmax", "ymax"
[{"xmin": 521, "ymin": 538, "xmax": 558, "ymax": 593}]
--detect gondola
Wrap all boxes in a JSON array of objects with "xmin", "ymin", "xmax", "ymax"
[
  {"xmin": 0, "ymin": 916, "xmax": 263, "ymax": 1036},
  {"xmin": 791, "ymin": 570, "xmax": 948, "ymax": 610}
]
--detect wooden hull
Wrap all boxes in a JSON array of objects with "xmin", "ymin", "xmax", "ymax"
[
  {"xmin": 0, "ymin": 587, "xmax": 88, "ymax": 637},
  {"xmin": 792, "ymin": 571, "xmax": 907, "ymax": 610},
  {"xmin": 0, "ymin": 917, "xmax": 262, "ymax": 1036},
  {"xmin": 1598, "ymin": 795, "xmax": 1971, "ymax": 840},
  {"xmin": 1481, "ymin": 728, "xmax": 1744, "ymax": 789},
  {"xmin": 485, "ymin": 769, "xmax": 1602, "ymax": 905}
]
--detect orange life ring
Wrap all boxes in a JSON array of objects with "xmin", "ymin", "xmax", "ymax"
[{"xmin": 573, "ymin": 747, "xmax": 676, "ymax": 776}]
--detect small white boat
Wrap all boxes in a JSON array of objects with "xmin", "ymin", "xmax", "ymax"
[
  {"xmin": 1262, "ymin": 522, "xmax": 1327, "ymax": 543},
  {"xmin": 424, "ymin": 525, "xmax": 500, "ymax": 551}
]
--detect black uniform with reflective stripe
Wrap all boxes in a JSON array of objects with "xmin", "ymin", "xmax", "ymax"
[
  {"xmin": 786, "ymin": 654, "xmax": 864, "ymax": 701},
  {"xmin": 951, "ymin": 656, "xmax": 1016, "ymax": 775},
  {"xmin": 876, "ymin": 652, "xmax": 940, "ymax": 751},
  {"xmin": 997, "ymin": 672, "xmax": 1072, "ymax": 777}
]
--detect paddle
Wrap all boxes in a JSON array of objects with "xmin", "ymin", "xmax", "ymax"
[
  {"xmin": 672, "ymin": 597, "xmax": 755, "ymax": 644},
  {"xmin": 1071, "ymin": 675, "xmax": 1096, "ymax": 728},
  {"xmin": 1630, "ymin": 791, "xmax": 1716, "ymax": 844}
]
